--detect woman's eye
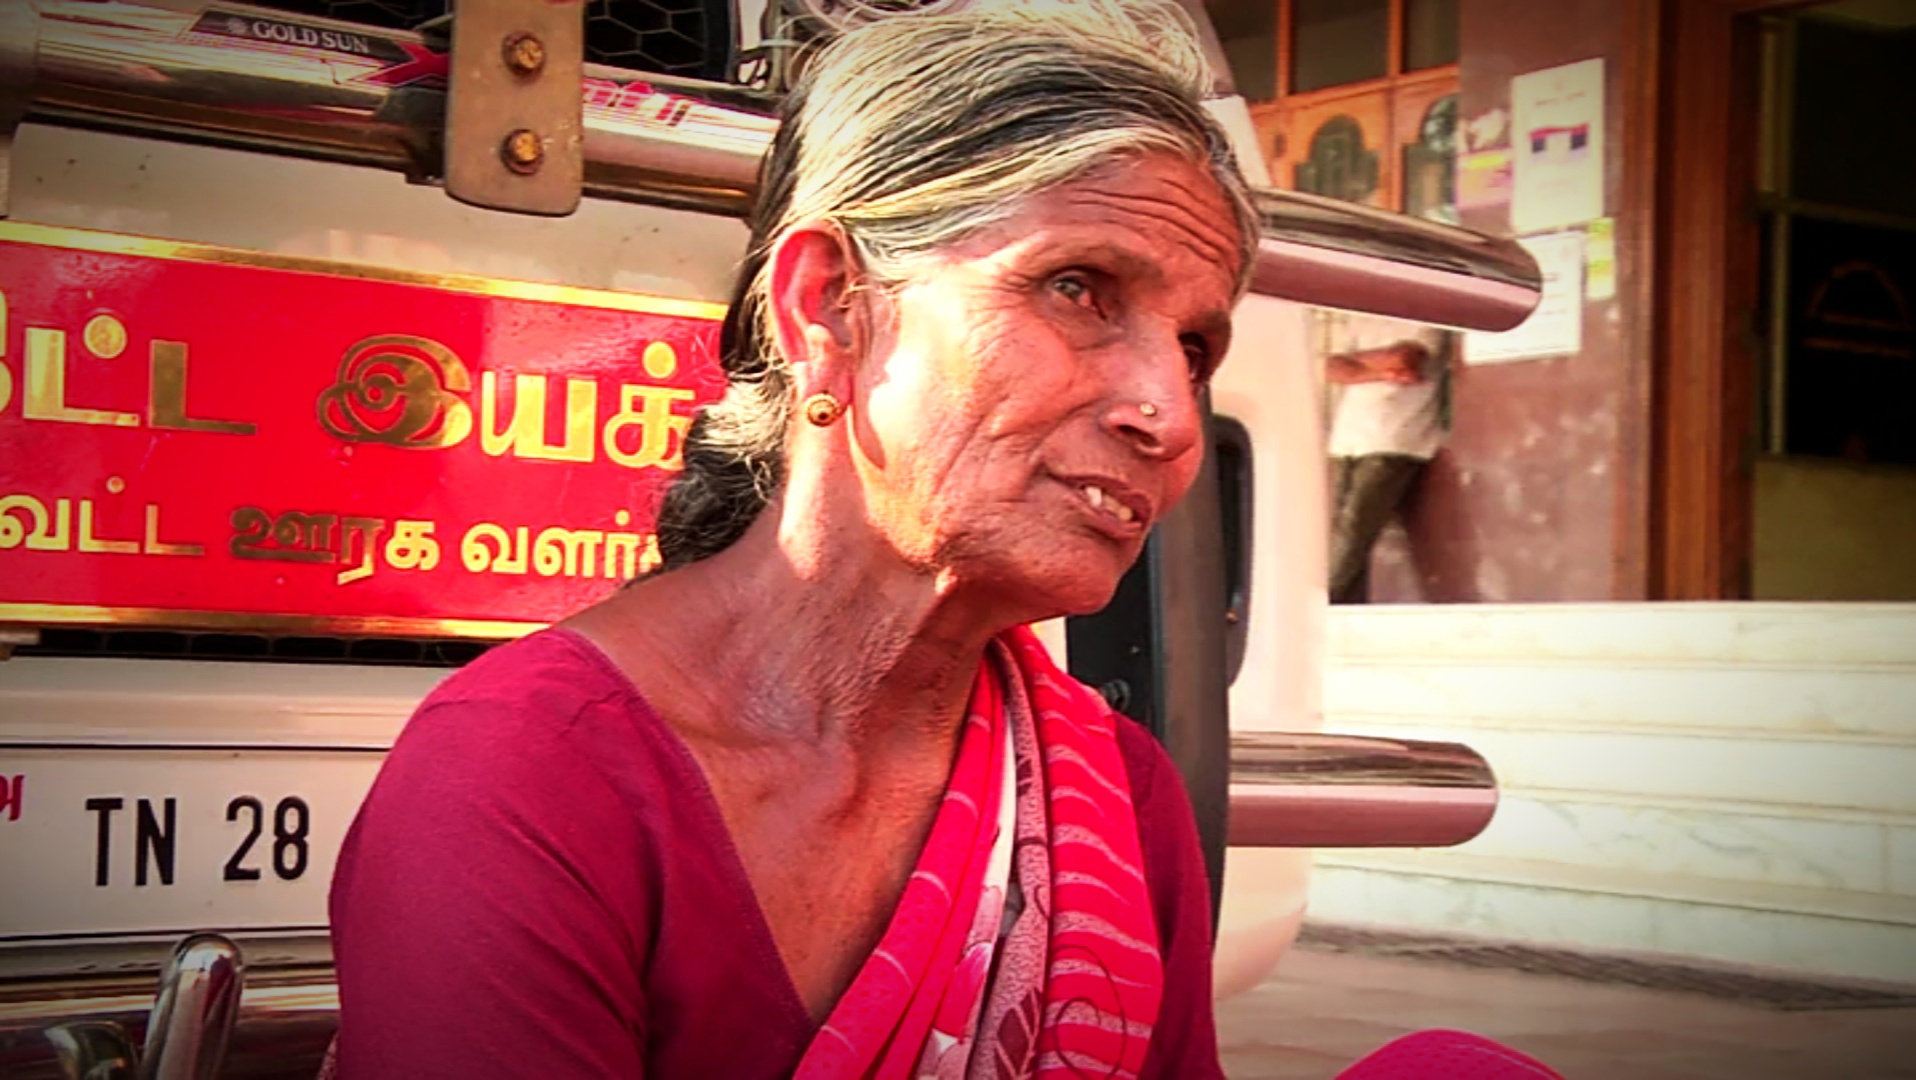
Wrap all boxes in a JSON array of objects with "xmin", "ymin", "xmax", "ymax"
[
  {"xmin": 1182, "ymin": 335, "xmax": 1216, "ymax": 382},
  {"xmin": 1051, "ymin": 273, "xmax": 1096, "ymax": 309}
]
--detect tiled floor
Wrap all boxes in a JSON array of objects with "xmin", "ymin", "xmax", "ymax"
[{"xmin": 1215, "ymin": 947, "xmax": 1916, "ymax": 1079}]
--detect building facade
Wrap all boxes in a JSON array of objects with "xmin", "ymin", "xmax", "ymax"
[{"xmin": 1209, "ymin": 0, "xmax": 1916, "ymax": 984}]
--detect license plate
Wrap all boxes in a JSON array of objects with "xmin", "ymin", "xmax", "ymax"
[{"xmin": 0, "ymin": 747, "xmax": 382, "ymax": 944}]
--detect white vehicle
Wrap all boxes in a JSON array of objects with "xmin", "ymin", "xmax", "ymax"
[{"xmin": 0, "ymin": 1, "xmax": 1536, "ymax": 1074}]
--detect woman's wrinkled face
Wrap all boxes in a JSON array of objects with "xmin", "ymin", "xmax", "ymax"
[{"xmin": 850, "ymin": 153, "xmax": 1243, "ymax": 615}]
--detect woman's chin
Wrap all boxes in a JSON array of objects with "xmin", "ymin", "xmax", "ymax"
[
  {"xmin": 1022, "ymin": 569, "xmax": 1128, "ymax": 621},
  {"xmin": 1042, "ymin": 543, "xmax": 1144, "ymax": 611},
  {"xmin": 955, "ymin": 537, "xmax": 1138, "ymax": 623}
]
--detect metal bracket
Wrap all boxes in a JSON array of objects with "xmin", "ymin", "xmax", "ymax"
[
  {"xmin": 444, "ymin": 0, "xmax": 584, "ymax": 216},
  {"xmin": 0, "ymin": 2, "xmax": 40, "ymax": 219}
]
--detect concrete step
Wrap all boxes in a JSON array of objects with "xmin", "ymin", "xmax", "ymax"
[
  {"xmin": 1457, "ymin": 789, "xmax": 1916, "ymax": 897},
  {"xmin": 1308, "ymin": 852, "xmax": 1916, "ymax": 984},
  {"xmin": 1333, "ymin": 716, "xmax": 1916, "ymax": 816},
  {"xmin": 1315, "ymin": 603, "xmax": 1916, "ymax": 986},
  {"xmin": 1326, "ymin": 662, "xmax": 1916, "ymax": 741},
  {"xmin": 1326, "ymin": 601, "xmax": 1916, "ymax": 668}
]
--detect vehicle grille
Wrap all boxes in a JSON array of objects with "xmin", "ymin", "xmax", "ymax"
[{"xmin": 16, "ymin": 628, "xmax": 496, "ymax": 668}]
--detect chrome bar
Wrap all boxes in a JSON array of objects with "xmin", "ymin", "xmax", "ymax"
[
  {"xmin": 16, "ymin": 0, "xmax": 1541, "ymax": 329},
  {"xmin": 139, "ymin": 935, "xmax": 244, "ymax": 1080},
  {"xmin": 1254, "ymin": 190, "xmax": 1543, "ymax": 331},
  {"xmin": 27, "ymin": 0, "xmax": 774, "ymax": 213},
  {"xmin": 1226, "ymin": 733, "xmax": 1498, "ymax": 848}
]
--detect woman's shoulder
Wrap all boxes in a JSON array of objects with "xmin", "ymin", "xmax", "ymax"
[
  {"xmin": 338, "ymin": 628, "xmax": 697, "ymax": 927},
  {"xmin": 402, "ymin": 627, "xmax": 656, "ymax": 741},
  {"xmin": 330, "ymin": 630, "xmax": 684, "ymax": 1073},
  {"xmin": 419, "ymin": 626, "xmax": 630, "ymax": 715},
  {"xmin": 378, "ymin": 627, "xmax": 685, "ymax": 812}
]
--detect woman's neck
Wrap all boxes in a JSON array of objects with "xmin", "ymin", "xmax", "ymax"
[{"xmin": 571, "ymin": 496, "xmax": 1009, "ymax": 765}]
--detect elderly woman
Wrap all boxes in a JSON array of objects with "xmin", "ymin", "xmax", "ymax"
[
  {"xmin": 332, "ymin": 4, "xmax": 1238, "ymax": 1075},
  {"xmin": 328, "ymin": 4, "xmax": 1563, "ymax": 1079}
]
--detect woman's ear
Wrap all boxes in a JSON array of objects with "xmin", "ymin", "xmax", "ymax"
[{"xmin": 768, "ymin": 223, "xmax": 864, "ymax": 398}]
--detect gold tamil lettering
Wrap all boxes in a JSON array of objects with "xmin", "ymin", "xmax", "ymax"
[
  {"xmin": 78, "ymin": 499, "xmax": 140, "ymax": 554},
  {"xmin": 0, "ymin": 290, "xmax": 12, "ymax": 415},
  {"xmin": 602, "ymin": 531, "xmax": 660, "ymax": 580},
  {"xmin": 229, "ymin": 506, "xmax": 274, "ymax": 559},
  {"xmin": 603, "ymin": 385, "xmax": 695, "ymax": 471},
  {"xmin": 0, "ymin": 496, "xmax": 38, "ymax": 549},
  {"xmin": 317, "ymin": 336, "xmax": 474, "ymax": 449},
  {"xmin": 25, "ymin": 329, "xmax": 139, "ymax": 427},
  {"xmin": 29, "ymin": 498, "xmax": 72, "ymax": 551},
  {"xmin": 231, "ymin": 507, "xmax": 336, "ymax": 562},
  {"xmin": 534, "ymin": 527, "xmax": 604, "ymax": 578},
  {"xmin": 149, "ymin": 342, "xmax": 256, "ymax": 435},
  {"xmin": 275, "ymin": 512, "xmax": 338, "ymax": 555},
  {"xmin": 337, "ymin": 517, "xmax": 387, "ymax": 585},
  {"xmin": 385, "ymin": 520, "xmax": 441, "ymax": 571},
  {"xmin": 143, "ymin": 504, "xmax": 204, "ymax": 557},
  {"xmin": 0, "ymin": 495, "xmax": 73, "ymax": 551},
  {"xmin": 481, "ymin": 373, "xmax": 597, "ymax": 463},
  {"xmin": 460, "ymin": 522, "xmax": 529, "ymax": 575}
]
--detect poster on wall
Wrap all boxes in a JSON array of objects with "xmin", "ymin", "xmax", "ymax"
[
  {"xmin": 1457, "ymin": 106, "xmax": 1513, "ymax": 212},
  {"xmin": 1511, "ymin": 58, "xmax": 1605, "ymax": 233},
  {"xmin": 1585, "ymin": 217, "xmax": 1617, "ymax": 301},
  {"xmin": 1463, "ymin": 231, "xmax": 1585, "ymax": 363},
  {"xmin": 1457, "ymin": 149, "xmax": 1513, "ymax": 211}
]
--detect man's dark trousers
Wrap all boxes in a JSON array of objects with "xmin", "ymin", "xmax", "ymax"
[{"xmin": 1329, "ymin": 453, "xmax": 1426, "ymax": 604}]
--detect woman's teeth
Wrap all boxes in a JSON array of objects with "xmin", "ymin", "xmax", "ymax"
[{"xmin": 1080, "ymin": 484, "xmax": 1136, "ymax": 523}]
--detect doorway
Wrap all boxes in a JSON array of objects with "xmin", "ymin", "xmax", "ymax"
[
  {"xmin": 1654, "ymin": 0, "xmax": 1916, "ymax": 600},
  {"xmin": 1749, "ymin": 0, "xmax": 1916, "ymax": 599}
]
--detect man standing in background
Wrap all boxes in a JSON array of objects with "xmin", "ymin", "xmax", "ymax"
[{"xmin": 1321, "ymin": 310, "xmax": 1453, "ymax": 604}]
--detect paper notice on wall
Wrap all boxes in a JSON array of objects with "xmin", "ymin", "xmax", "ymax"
[
  {"xmin": 1464, "ymin": 231, "xmax": 1585, "ymax": 363},
  {"xmin": 1457, "ymin": 149, "xmax": 1513, "ymax": 210},
  {"xmin": 1585, "ymin": 217, "xmax": 1617, "ymax": 301},
  {"xmin": 1511, "ymin": 59, "xmax": 1605, "ymax": 233}
]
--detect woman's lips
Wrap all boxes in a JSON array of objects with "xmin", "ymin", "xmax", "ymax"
[
  {"xmin": 1055, "ymin": 474, "xmax": 1152, "ymax": 537},
  {"xmin": 1078, "ymin": 481, "xmax": 1139, "ymax": 523}
]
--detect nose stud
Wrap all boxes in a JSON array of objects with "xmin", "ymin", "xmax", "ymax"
[{"xmin": 1138, "ymin": 402, "xmax": 1159, "ymax": 418}]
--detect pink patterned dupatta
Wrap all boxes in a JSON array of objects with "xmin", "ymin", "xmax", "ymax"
[{"xmin": 793, "ymin": 627, "xmax": 1164, "ymax": 1080}]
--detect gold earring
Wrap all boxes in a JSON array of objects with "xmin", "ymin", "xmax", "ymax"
[{"xmin": 803, "ymin": 393, "xmax": 843, "ymax": 427}]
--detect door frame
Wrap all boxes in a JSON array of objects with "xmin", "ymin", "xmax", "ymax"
[{"xmin": 1650, "ymin": 0, "xmax": 1818, "ymax": 598}]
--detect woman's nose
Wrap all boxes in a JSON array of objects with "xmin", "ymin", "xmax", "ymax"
[{"xmin": 1101, "ymin": 349, "xmax": 1202, "ymax": 460}]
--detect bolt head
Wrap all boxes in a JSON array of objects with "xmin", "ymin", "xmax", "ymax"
[
  {"xmin": 501, "ymin": 129, "xmax": 544, "ymax": 174},
  {"xmin": 502, "ymin": 32, "xmax": 545, "ymax": 76}
]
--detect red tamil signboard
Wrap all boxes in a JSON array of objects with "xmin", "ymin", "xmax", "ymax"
[{"xmin": 0, "ymin": 222, "xmax": 727, "ymax": 637}]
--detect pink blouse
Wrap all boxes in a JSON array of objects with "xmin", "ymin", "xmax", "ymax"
[{"xmin": 329, "ymin": 629, "xmax": 1224, "ymax": 1078}]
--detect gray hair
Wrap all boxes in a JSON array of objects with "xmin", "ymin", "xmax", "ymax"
[{"xmin": 653, "ymin": 0, "xmax": 1258, "ymax": 569}]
